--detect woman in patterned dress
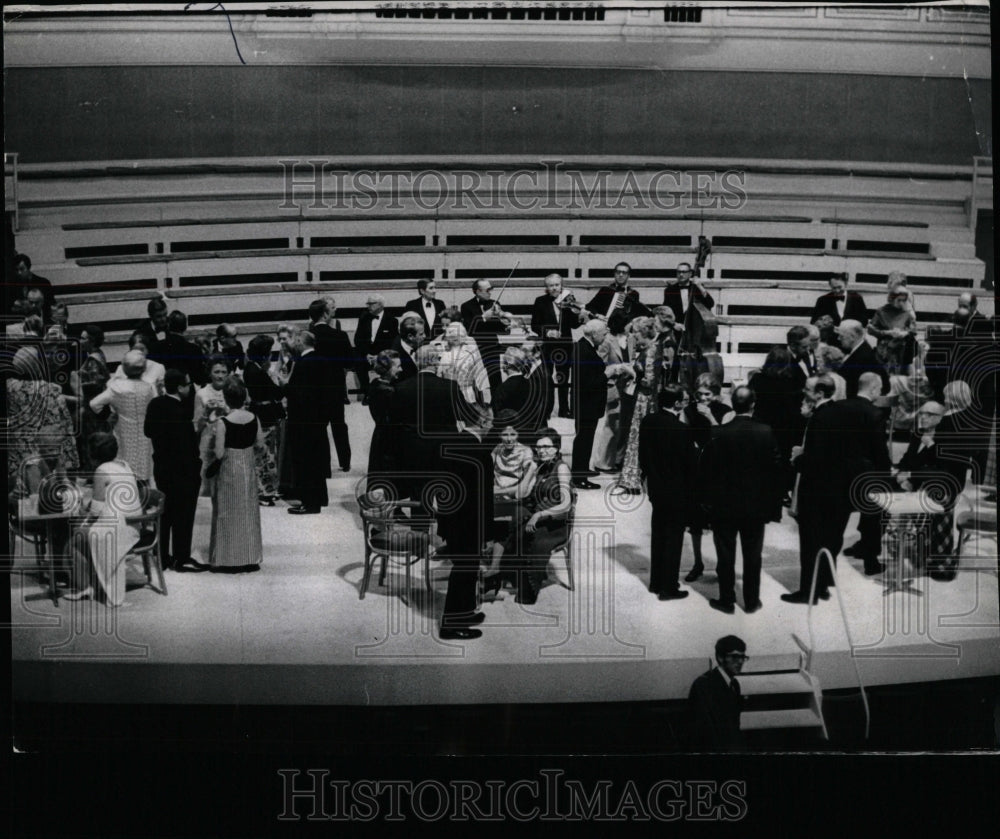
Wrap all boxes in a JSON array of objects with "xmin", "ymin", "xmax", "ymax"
[
  {"xmin": 193, "ymin": 356, "xmax": 231, "ymax": 496},
  {"xmin": 208, "ymin": 377, "xmax": 264, "ymax": 572},
  {"xmin": 615, "ymin": 318, "xmax": 663, "ymax": 495},
  {"xmin": 88, "ymin": 350, "xmax": 155, "ymax": 486}
]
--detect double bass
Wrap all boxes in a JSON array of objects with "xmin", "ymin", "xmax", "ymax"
[{"xmin": 677, "ymin": 235, "xmax": 724, "ymax": 391}]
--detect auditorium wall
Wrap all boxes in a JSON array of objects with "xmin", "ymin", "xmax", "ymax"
[{"xmin": 4, "ymin": 66, "xmax": 990, "ymax": 165}]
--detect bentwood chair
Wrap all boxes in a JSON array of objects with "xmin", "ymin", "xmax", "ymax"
[{"xmin": 125, "ymin": 488, "xmax": 168, "ymax": 596}]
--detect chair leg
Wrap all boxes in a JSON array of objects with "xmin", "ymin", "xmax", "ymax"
[
  {"xmin": 360, "ymin": 551, "xmax": 375, "ymax": 600},
  {"xmin": 154, "ymin": 545, "xmax": 168, "ymax": 596}
]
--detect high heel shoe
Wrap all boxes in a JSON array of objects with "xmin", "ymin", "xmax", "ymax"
[{"xmin": 481, "ymin": 573, "xmax": 504, "ymax": 597}]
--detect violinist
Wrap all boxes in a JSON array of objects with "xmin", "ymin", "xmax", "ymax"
[
  {"xmin": 586, "ymin": 262, "xmax": 651, "ymax": 325},
  {"xmin": 662, "ymin": 262, "xmax": 715, "ymax": 323},
  {"xmin": 460, "ymin": 279, "xmax": 511, "ymax": 393},
  {"xmin": 530, "ymin": 273, "xmax": 582, "ymax": 420}
]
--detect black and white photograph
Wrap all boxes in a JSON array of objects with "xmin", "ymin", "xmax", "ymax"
[{"xmin": 4, "ymin": 2, "xmax": 997, "ymax": 835}]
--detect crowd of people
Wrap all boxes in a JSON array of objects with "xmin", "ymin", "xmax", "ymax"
[{"xmin": 5, "ymin": 250, "xmax": 997, "ymax": 631}]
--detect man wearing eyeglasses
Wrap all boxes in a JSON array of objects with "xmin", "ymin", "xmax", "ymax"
[
  {"xmin": 460, "ymin": 279, "xmax": 509, "ymax": 393},
  {"xmin": 662, "ymin": 262, "xmax": 714, "ymax": 324},
  {"xmin": 687, "ymin": 635, "xmax": 747, "ymax": 751},
  {"xmin": 585, "ymin": 262, "xmax": 650, "ymax": 325}
]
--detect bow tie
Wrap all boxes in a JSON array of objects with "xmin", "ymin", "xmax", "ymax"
[
  {"xmin": 833, "ymin": 294, "xmax": 846, "ymax": 301},
  {"xmin": 919, "ymin": 434, "xmax": 935, "ymax": 449},
  {"xmin": 424, "ymin": 300, "xmax": 433, "ymax": 308}
]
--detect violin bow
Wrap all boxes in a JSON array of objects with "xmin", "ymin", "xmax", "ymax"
[{"xmin": 493, "ymin": 260, "xmax": 520, "ymax": 307}]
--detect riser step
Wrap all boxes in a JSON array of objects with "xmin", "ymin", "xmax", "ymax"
[{"xmin": 741, "ymin": 708, "xmax": 825, "ymax": 731}]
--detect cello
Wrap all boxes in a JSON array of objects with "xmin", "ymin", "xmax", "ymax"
[{"xmin": 677, "ymin": 234, "xmax": 724, "ymax": 391}]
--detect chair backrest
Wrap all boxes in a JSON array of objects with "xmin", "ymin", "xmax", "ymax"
[{"xmin": 126, "ymin": 488, "xmax": 165, "ymax": 528}]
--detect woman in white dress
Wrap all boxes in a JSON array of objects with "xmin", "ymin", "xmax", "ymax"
[
  {"xmin": 110, "ymin": 333, "xmax": 165, "ymax": 395},
  {"xmin": 193, "ymin": 356, "xmax": 231, "ymax": 496},
  {"xmin": 434, "ymin": 321, "xmax": 491, "ymax": 406},
  {"xmin": 64, "ymin": 432, "xmax": 143, "ymax": 607},
  {"xmin": 89, "ymin": 349, "xmax": 156, "ymax": 485}
]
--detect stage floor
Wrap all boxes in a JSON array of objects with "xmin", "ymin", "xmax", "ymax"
[{"xmin": 10, "ymin": 407, "xmax": 1000, "ymax": 706}]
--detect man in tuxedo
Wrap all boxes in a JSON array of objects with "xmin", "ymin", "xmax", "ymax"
[
  {"xmin": 13, "ymin": 253, "xmax": 55, "ymax": 321},
  {"xmin": 639, "ymin": 385, "xmax": 698, "ymax": 601},
  {"xmin": 460, "ymin": 279, "xmax": 509, "ymax": 393},
  {"xmin": 285, "ymin": 329, "xmax": 333, "ymax": 514},
  {"xmin": 530, "ymin": 273, "xmax": 581, "ymax": 419},
  {"xmin": 133, "ymin": 296, "xmax": 170, "ymax": 348},
  {"xmin": 811, "ymin": 272, "xmax": 869, "ymax": 339},
  {"xmin": 787, "ymin": 324, "xmax": 818, "ymax": 383},
  {"xmin": 437, "ymin": 406, "xmax": 495, "ymax": 641},
  {"xmin": 522, "ymin": 338, "xmax": 554, "ymax": 441},
  {"xmin": 586, "ymin": 261, "xmax": 650, "ymax": 325},
  {"xmin": 491, "ymin": 346, "xmax": 535, "ymax": 436},
  {"xmin": 152, "ymin": 311, "xmax": 208, "ymax": 387},
  {"xmin": 837, "ymin": 319, "xmax": 889, "ymax": 397},
  {"xmin": 308, "ymin": 298, "xmax": 353, "ymax": 472},
  {"xmin": 841, "ymin": 372, "xmax": 893, "ymax": 575},
  {"xmin": 701, "ymin": 387, "xmax": 783, "ymax": 614},
  {"xmin": 404, "ymin": 279, "xmax": 446, "ymax": 339},
  {"xmin": 687, "ymin": 635, "xmax": 747, "ymax": 752},
  {"xmin": 354, "ymin": 293, "xmax": 399, "ymax": 403},
  {"xmin": 143, "ymin": 368, "xmax": 205, "ymax": 572},
  {"xmin": 390, "ymin": 315, "xmax": 426, "ymax": 382},
  {"xmin": 390, "ymin": 345, "xmax": 465, "ymax": 506},
  {"xmin": 662, "ymin": 262, "xmax": 715, "ymax": 324},
  {"xmin": 570, "ymin": 318, "xmax": 610, "ymax": 489}
]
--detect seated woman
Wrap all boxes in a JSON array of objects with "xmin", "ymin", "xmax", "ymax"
[
  {"xmin": 64, "ymin": 432, "xmax": 143, "ymax": 606},
  {"xmin": 208, "ymin": 376, "xmax": 265, "ymax": 573},
  {"xmin": 485, "ymin": 428, "xmax": 572, "ymax": 605},
  {"xmin": 491, "ymin": 409, "xmax": 538, "ymax": 514}
]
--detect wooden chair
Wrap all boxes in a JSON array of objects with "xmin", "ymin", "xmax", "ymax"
[
  {"xmin": 357, "ymin": 488, "xmax": 438, "ymax": 605},
  {"xmin": 549, "ymin": 501, "xmax": 577, "ymax": 590},
  {"xmin": 124, "ymin": 488, "xmax": 168, "ymax": 596}
]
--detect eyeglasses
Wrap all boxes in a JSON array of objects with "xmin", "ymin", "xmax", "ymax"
[
  {"xmin": 614, "ymin": 269, "xmax": 629, "ymax": 275},
  {"xmin": 535, "ymin": 443, "xmax": 556, "ymax": 450},
  {"xmin": 725, "ymin": 653, "xmax": 749, "ymax": 662}
]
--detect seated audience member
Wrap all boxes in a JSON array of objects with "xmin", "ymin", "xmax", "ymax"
[
  {"xmin": 111, "ymin": 332, "xmax": 166, "ymax": 395},
  {"xmin": 868, "ymin": 286, "xmax": 918, "ymax": 375},
  {"xmin": 815, "ymin": 344, "xmax": 847, "ymax": 401},
  {"xmin": 64, "ymin": 432, "xmax": 144, "ymax": 607},
  {"xmin": 483, "ymin": 428, "xmax": 573, "ymax": 605},
  {"xmin": 207, "ymin": 376, "xmax": 264, "ymax": 573},
  {"xmin": 687, "ymin": 635, "xmax": 747, "ymax": 752},
  {"xmin": 491, "ymin": 409, "xmax": 538, "ymax": 513},
  {"xmin": 937, "ymin": 380, "xmax": 988, "ymax": 478},
  {"xmin": 89, "ymin": 349, "xmax": 156, "ymax": 486},
  {"xmin": 193, "ymin": 355, "xmax": 232, "ymax": 496},
  {"xmin": 244, "ymin": 334, "xmax": 284, "ymax": 504}
]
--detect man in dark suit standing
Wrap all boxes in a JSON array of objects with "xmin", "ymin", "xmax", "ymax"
[
  {"xmin": 285, "ymin": 329, "xmax": 333, "ymax": 514},
  {"xmin": 688, "ymin": 635, "xmax": 747, "ymax": 752},
  {"xmin": 570, "ymin": 319, "xmax": 610, "ymax": 489},
  {"xmin": 662, "ymin": 262, "xmax": 715, "ymax": 324},
  {"xmin": 390, "ymin": 315, "xmax": 426, "ymax": 382},
  {"xmin": 143, "ymin": 368, "xmax": 204, "ymax": 572},
  {"xmin": 837, "ymin": 319, "xmax": 889, "ymax": 398},
  {"xmin": 308, "ymin": 298, "xmax": 353, "ymax": 472},
  {"xmin": 354, "ymin": 293, "xmax": 399, "ymax": 403},
  {"xmin": 522, "ymin": 338, "xmax": 554, "ymax": 441},
  {"xmin": 132, "ymin": 296, "xmax": 170, "ymax": 348},
  {"xmin": 638, "ymin": 384, "xmax": 698, "ymax": 601},
  {"xmin": 404, "ymin": 279, "xmax": 446, "ymax": 339},
  {"xmin": 701, "ymin": 387, "xmax": 783, "ymax": 613},
  {"xmin": 530, "ymin": 273, "xmax": 581, "ymax": 420},
  {"xmin": 811, "ymin": 272, "xmax": 869, "ymax": 340},
  {"xmin": 586, "ymin": 261, "xmax": 650, "ymax": 325},
  {"xmin": 152, "ymin": 311, "xmax": 208, "ymax": 387},
  {"xmin": 437, "ymin": 406, "xmax": 495, "ymax": 641},
  {"xmin": 460, "ymin": 279, "xmax": 510, "ymax": 394}
]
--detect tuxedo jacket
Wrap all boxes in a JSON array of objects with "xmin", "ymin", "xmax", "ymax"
[
  {"xmin": 701, "ymin": 415, "xmax": 783, "ymax": 524},
  {"xmin": 586, "ymin": 285, "xmax": 651, "ymax": 322},
  {"xmin": 572, "ymin": 337, "xmax": 609, "ymax": 423},
  {"xmin": 436, "ymin": 429, "xmax": 495, "ymax": 554},
  {"xmin": 491, "ymin": 374, "xmax": 534, "ymax": 434},
  {"xmin": 390, "ymin": 372, "xmax": 464, "ymax": 474},
  {"xmin": 661, "ymin": 283, "xmax": 715, "ymax": 324},
  {"xmin": 390, "ymin": 337, "xmax": 419, "ymax": 382},
  {"xmin": 638, "ymin": 410, "xmax": 699, "ymax": 518},
  {"xmin": 530, "ymin": 293, "xmax": 581, "ymax": 355},
  {"xmin": 811, "ymin": 290, "xmax": 869, "ymax": 327},
  {"xmin": 143, "ymin": 394, "xmax": 201, "ymax": 478},
  {"xmin": 404, "ymin": 297, "xmax": 446, "ymax": 338},
  {"xmin": 354, "ymin": 312, "xmax": 399, "ymax": 358},
  {"xmin": 895, "ymin": 437, "xmax": 968, "ymax": 503},
  {"xmin": 840, "ymin": 340, "xmax": 889, "ymax": 397},
  {"xmin": 309, "ymin": 322, "xmax": 354, "ymax": 396},
  {"xmin": 152, "ymin": 333, "xmax": 208, "ymax": 386},
  {"xmin": 460, "ymin": 298, "xmax": 507, "ymax": 344},
  {"xmin": 688, "ymin": 668, "xmax": 744, "ymax": 752},
  {"xmin": 285, "ymin": 351, "xmax": 334, "ymax": 426}
]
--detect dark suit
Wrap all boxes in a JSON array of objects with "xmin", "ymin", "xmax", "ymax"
[
  {"xmin": 840, "ymin": 340, "xmax": 889, "ymax": 398},
  {"xmin": 152, "ymin": 332, "xmax": 208, "ymax": 386},
  {"xmin": 310, "ymin": 321, "xmax": 353, "ymax": 469},
  {"xmin": 638, "ymin": 410, "xmax": 699, "ymax": 595},
  {"xmin": 405, "ymin": 297, "xmax": 446, "ymax": 339},
  {"xmin": 132, "ymin": 317, "xmax": 166, "ymax": 348},
  {"xmin": 143, "ymin": 394, "xmax": 201, "ymax": 566},
  {"xmin": 661, "ymin": 283, "xmax": 715, "ymax": 324},
  {"xmin": 524, "ymin": 361, "xmax": 554, "ymax": 440},
  {"xmin": 841, "ymin": 396, "xmax": 892, "ymax": 561},
  {"xmin": 491, "ymin": 374, "xmax": 535, "ymax": 436},
  {"xmin": 285, "ymin": 350, "xmax": 333, "ymax": 509},
  {"xmin": 702, "ymin": 415, "xmax": 782, "ymax": 608},
  {"xmin": 354, "ymin": 311, "xmax": 399, "ymax": 398},
  {"xmin": 390, "ymin": 337, "xmax": 419, "ymax": 382},
  {"xmin": 688, "ymin": 668, "xmax": 744, "ymax": 751},
  {"xmin": 530, "ymin": 293, "xmax": 581, "ymax": 416},
  {"xmin": 460, "ymin": 297, "xmax": 508, "ymax": 393},
  {"xmin": 570, "ymin": 337, "xmax": 607, "ymax": 474},
  {"xmin": 586, "ymin": 284, "xmax": 650, "ymax": 323},
  {"xmin": 438, "ymin": 429, "xmax": 495, "ymax": 626},
  {"xmin": 811, "ymin": 290, "xmax": 869, "ymax": 329}
]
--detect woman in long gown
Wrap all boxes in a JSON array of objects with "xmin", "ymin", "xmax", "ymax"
[
  {"xmin": 193, "ymin": 356, "xmax": 231, "ymax": 496},
  {"xmin": 366, "ymin": 350, "xmax": 401, "ymax": 486},
  {"xmin": 270, "ymin": 325, "xmax": 296, "ymax": 497},
  {"xmin": 868, "ymin": 286, "xmax": 918, "ymax": 375},
  {"xmin": 88, "ymin": 349, "xmax": 155, "ymax": 486},
  {"xmin": 64, "ymin": 432, "xmax": 143, "ymax": 607},
  {"xmin": 244, "ymin": 335, "xmax": 284, "ymax": 504},
  {"xmin": 208, "ymin": 376, "xmax": 264, "ymax": 572},
  {"xmin": 72, "ymin": 324, "xmax": 111, "ymax": 473},
  {"xmin": 485, "ymin": 428, "xmax": 573, "ymax": 605},
  {"xmin": 615, "ymin": 318, "xmax": 662, "ymax": 494}
]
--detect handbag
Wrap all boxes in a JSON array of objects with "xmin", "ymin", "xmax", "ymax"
[{"xmin": 205, "ymin": 457, "xmax": 224, "ymax": 479}]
